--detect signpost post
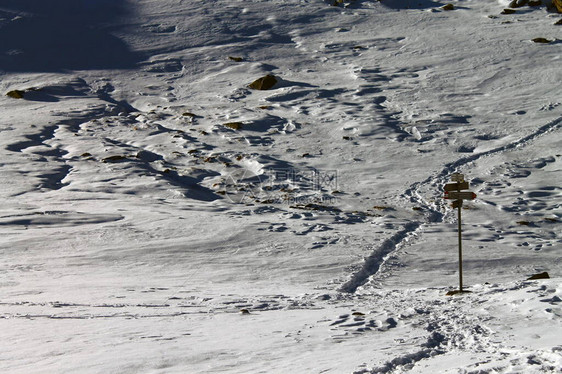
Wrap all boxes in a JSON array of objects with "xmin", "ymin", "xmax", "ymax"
[{"xmin": 443, "ymin": 173, "xmax": 476, "ymax": 295}]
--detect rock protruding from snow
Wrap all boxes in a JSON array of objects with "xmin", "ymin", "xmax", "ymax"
[{"xmin": 249, "ymin": 74, "xmax": 278, "ymax": 90}]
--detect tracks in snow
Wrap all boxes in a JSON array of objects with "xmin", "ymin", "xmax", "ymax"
[{"xmin": 341, "ymin": 115, "xmax": 562, "ymax": 293}]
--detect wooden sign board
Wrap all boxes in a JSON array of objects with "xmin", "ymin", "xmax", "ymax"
[
  {"xmin": 445, "ymin": 191, "xmax": 476, "ymax": 200},
  {"xmin": 444, "ymin": 182, "xmax": 469, "ymax": 192}
]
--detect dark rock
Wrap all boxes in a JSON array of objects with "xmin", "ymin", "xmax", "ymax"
[
  {"xmin": 223, "ymin": 122, "xmax": 243, "ymax": 130},
  {"xmin": 501, "ymin": 8, "xmax": 517, "ymax": 14},
  {"xmin": 442, "ymin": 4, "xmax": 455, "ymax": 10},
  {"xmin": 248, "ymin": 74, "xmax": 278, "ymax": 90},
  {"xmin": 509, "ymin": 0, "xmax": 528, "ymax": 7},
  {"xmin": 527, "ymin": 272, "xmax": 550, "ymax": 280},
  {"xmin": 528, "ymin": 0, "xmax": 542, "ymax": 6},
  {"xmin": 102, "ymin": 155, "xmax": 127, "ymax": 163},
  {"xmin": 532, "ymin": 37, "xmax": 551, "ymax": 43},
  {"xmin": 6, "ymin": 90, "xmax": 25, "ymax": 99},
  {"xmin": 554, "ymin": 19, "xmax": 562, "ymax": 25},
  {"xmin": 228, "ymin": 56, "xmax": 244, "ymax": 62},
  {"xmin": 554, "ymin": 0, "xmax": 562, "ymax": 13}
]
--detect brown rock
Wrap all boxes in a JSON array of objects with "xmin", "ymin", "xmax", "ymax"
[
  {"xmin": 554, "ymin": 0, "xmax": 562, "ymax": 13},
  {"xmin": 527, "ymin": 272, "xmax": 550, "ymax": 280},
  {"xmin": 6, "ymin": 90, "xmax": 25, "ymax": 99},
  {"xmin": 223, "ymin": 122, "xmax": 243, "ymax": 130},
  {"xmin": 248, "ymin": 74, "xmax": 278, "ymax": 90}
]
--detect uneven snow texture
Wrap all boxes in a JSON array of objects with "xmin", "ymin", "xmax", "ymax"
[{"xmin": 0, "ymin": 0, "xmax": 561, "ymax": 373}]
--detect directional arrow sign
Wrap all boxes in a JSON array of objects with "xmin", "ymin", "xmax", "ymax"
[
  {"xmin": 444, "ymin": 181, "xmax": 469, "ymax": 192},
  {"xmin": 444, "ymin": 191, "xmax": 476, "ymax": 200}
]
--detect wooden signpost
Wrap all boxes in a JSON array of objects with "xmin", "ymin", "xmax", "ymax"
[{"xmin": 443, "ymin": 173, "xmax": 476, "ymax": 295}]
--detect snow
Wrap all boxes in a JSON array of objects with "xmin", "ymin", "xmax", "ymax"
[{"xmin": 0, "ymin": 0, "xmax": 561, "ymax": 373}]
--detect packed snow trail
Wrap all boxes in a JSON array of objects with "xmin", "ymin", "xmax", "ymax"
[{"xmin": 342, "ymin": 115, "xmax": 562, "ymax": 293}]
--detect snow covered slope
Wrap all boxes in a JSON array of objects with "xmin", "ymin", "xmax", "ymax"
[{"xmin": 1, "ymin": 0, "xmax": 561, "ymax": 373}]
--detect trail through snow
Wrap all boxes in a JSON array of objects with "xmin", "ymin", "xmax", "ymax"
[{"xmin": 0, "ymin": 0, "xmax": 561, "ymax": 373}]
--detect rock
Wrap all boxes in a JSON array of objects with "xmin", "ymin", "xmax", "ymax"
[
  {"xmin": 527, "ymin": 271, "xmax": 550, "ymax": 280},
  {"xmin": 228, "ymin": 56, "xmax": 244, "ymax": 62},
  {"xmin": 501, "ymin": 8, "xmax": 517, "ymax": 14},
  {"xmin": 239, "ymin": 308, "xmax": 250, "ymax": 314},
  {"xmin": 509, "ymin": 0, "xmax": 528, "ymax": 7},
  {"xmin": 532, "ymin": 37, "xmax": 551, "ymax": 43},
  {"xmin": 6, "ymin": 90, "xmax": 25, "ymax": 99},
  {"xmin": 102, "ymin": 155, "xmax": 127, "ymax": 163},
  {"xmin": 555, "ymin": 19, "xmax": 562, "ymax": 25},
  {"xmin": 442, "ymin": 4, "xmax": 455, "ymax": 10},
  {"xmin": 528, "ymin": 0, "xmax": 542, "ymax": 6},
  {"xmin": 248, "ymin": 74, "xmax": 278, "ymax": 90},
  {"xmin": 223, "ymin": 122, "xmax": 243, "ymax": 130},
  {"xmin": 554, "ymin": 0, "xmax": 562, "ymax": 13}
]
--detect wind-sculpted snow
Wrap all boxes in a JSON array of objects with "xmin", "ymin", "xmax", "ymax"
[{"xmin": 0, "ymin": 0, "xmax": 560, "ymax": 372}]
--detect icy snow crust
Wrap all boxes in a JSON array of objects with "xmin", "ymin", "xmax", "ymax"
[{"xmin": 0, "ymin": 0, "xmax": 561, "ymax": 373}]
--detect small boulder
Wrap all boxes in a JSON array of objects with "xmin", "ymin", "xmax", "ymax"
[
  {"xmin": 527, "ymin": 272, "xmax": 550, "ymax": 280},
  {"xmin": 102, "ymin": 155, "xmax": 127, "ymax": 163},
  {"xmin": 532, "ymin": 37, "xmax": 552, "ymax": 43},
  {"xmin": 223, "ymin": 122, "xmax": 243, "ymax": 130},
  {"xmin": 248, "ymin": 74, "xmax": 278, "ymax": 90},
  {"xmin": 554, "ymin": 0, "xmax": 562, "ymax": 13},
  {"xmin": 501, "ymin": 8, "xmax": 517, "ymax": 14},
  {"xmin": 442, "ymin": 4, "xmax": 455, "ymax": 10},
  {"xmin": 528, "ymin": 0, "xmax": 542, "ymax": 6},
  {"xmin": 6, "ymin": 90, "xmax": 25, "ymax": 99},
  {"xmin": 509, "ymin": 0, "xmax": 528, "ymax": 7}
]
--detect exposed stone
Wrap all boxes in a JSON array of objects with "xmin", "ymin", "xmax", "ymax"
[
  {"xmin": 248, "ymin": 74, "xmax": 278, "ymax": 90},
  {"xmin": 532, "ymin": 37, "xmax": 551, "ymax": 43},
  {"xmin": 102, "ymin": 155, "xmax": 127, "ymax": 163},
  {"xmin": 223, "ymin": 122, "xmax": 243, "ymax": 130},
  {"xmin": 554, "ymin": 0, "xmax": 562, "ymax": 13},
  {"xmin": 509, "ymin": 0, "xmax": 528, "ymax": 8},
  {"xmin": 6, "ymin": 90, "xmax": 25, "ymax": 99},
  {"xmin": 501, "ymin": 8, "xmax": 517, "ymax": 14},
  {"xmin": 442, "ymin": 4, "xmax": 455, "ymax": 10},
  {"xmin": 527, "ymin": 272, "xmax": 550, "ymax": 280}
]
